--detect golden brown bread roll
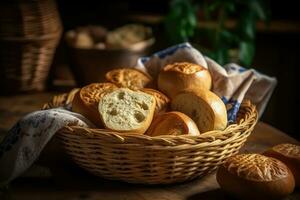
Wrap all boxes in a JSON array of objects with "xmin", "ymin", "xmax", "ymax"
[
  {"xmin": 158, "ymin": 62, "xmax": 212, "ymax": 98},
  {"xmin": 105, "ymin": 68, "xmax": 152, "ymax": 90},
  {"xmin": 171, "ymin": 88, "xmax": 227, "ymax": 132},
  {"xmin": 263, "ymin": 143, "xmax": 300, "ymax": 187},
  {"xmin": 140, "ymin": 88, "xmax": 170, "ymax": 115},
  {"xmin": 98, "ymin": 88, "xmax": 156, "ymax": 134},
  {"xmin": 216, "ymin": 154, "xmax": 295, "ymax": 200},
  {"xmin": 146, "ymin": 111, "xmax": 200, "ymax": 136},
  {"xmin": 72, "ymin": 83, "xmax": 117, "ymax": 127}
]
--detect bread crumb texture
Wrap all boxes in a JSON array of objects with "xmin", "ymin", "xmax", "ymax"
[
  {"xmin": 171, "ymin": 92, "xmax": 214, "ymax": 132},
  {"xmin": 98, "ymin": 88, "xmax": 155, "ymax": 131}
]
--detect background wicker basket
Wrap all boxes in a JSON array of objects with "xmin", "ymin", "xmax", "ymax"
[
  {"xmin": 0, "ymin": 0, "xmax": 62, "ymax": 94},
  {"xmin": 44, "ymin": 89, "xmax": 258, "ymax": 184},
  {"xmin": 66, "ymin": 39, "xmax": 154, "ymax": 86}
]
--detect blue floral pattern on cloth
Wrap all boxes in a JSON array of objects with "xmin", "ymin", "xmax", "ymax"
[
  {"xmin": 0, "ymin": 107, "xmax": 93, "ymax": 185},
  {"xmin": 0, "ymin": 123, "xmax": 21, "ymax": 158},
  {"xmin": 227, "ymin": 65, "xmax": 247, "ymax": 73},
  {"xmin": 221, "ymin": 97, "xmax": 241, "ymax": 123}
]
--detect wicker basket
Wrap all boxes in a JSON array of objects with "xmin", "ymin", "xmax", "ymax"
[
  {"xmin": 0, "ymin": 0, "xmax": 62, "ymax": 94},
  {"xmin": 67, "ymin": 39, "xmax": 154, "ymax": 86},
  {"xmin": 44, "ymin": 89, "xmax": 258, "ymax": 184}
]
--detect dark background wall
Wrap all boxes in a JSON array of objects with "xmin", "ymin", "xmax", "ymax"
[{"xmin": 53, "ymin": 0, "xmax": 300, "ymax": 140}]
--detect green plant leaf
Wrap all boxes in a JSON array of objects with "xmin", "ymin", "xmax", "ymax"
[
  {"xmin": 187, "ymin": 9, "xmax": 197, "ymax": 27},
  {"xmin": 208, "ymin": 47, "xmax": 229, "ymax": 65},
  {"xmin": 237, "ymin": 11, "xmax": 256, "ymax": 41},
  {"xmin": 224, "ymin": 1, "xmax": 236, "ymax": 13},
  {"xmin": 165, "ymin": 0, "xmax": 270, "ymax": 66},
  {"xmin": 207, "ymin": 1, "xmax": 222, "ymax": 13},
  {"xmin": 164, "ymin": 0, "xmax": 198, "ymax": 43},
  {"xmin": 203, "ymin": 2, "xmax": 211, "ymax": 20},
  {"xmin": 239, "ymin": 41, "xmax": 255, "ymax": 66},
  {"xmin": 250, "ymin": 0, "xmax": 267, "ymax": 20},
  {"xmin": 220, "ymin": 30, "xmax": 240, "ymax": 45}
]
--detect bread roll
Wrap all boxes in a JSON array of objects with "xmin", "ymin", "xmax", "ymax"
[
  {"xmin": 105, "ymin": 68, "xmax": 152, "ymax": 90},
  {"xmin": 74, "ymin": 31, "xmax": 94, "ymax": 48},
  {"xmin": 217, "ymin": 154, "xmax": 295, "ymax": 200},
  {"xmin": 263, "ymin": 143, "xmax": 300, "ymax": 187},
  {"xmin": 140, "ymin": 88, "xmax": 170, "ymax": 114},
  {"xmin": 158, "ymin": 62, "xmax": 212, "ymax": 98},
  {"xmin": 72, "ymin": 83, "xmax": 117, "ymax": 127},
  {"xmin": 171, "ymin": 89, "xmax": 227, "ymax": 132},
  {"xmin": 146, "ymin": 111, "xmax": 200, "ymax": 136},
  {"xmin": 98, "ymin": 88, "xmax": 156, "ymax": 134}
]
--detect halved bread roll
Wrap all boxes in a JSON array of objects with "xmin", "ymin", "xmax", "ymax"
[
  {"xmin": 72, "ymin": 83, "xmax": 117, "ymax": 127},
  {"xmin": 158, "ymin": 62, "xmax": 212, "ymax": 98},
  {"xmin": 140, "ymin": 88, "xmax": 170, "ymax": 114},
  {"xmin": 105, "ymin": 68, "xmax": 152, "ymax": 90},
  {"xmin": 146, "ymin": 111, "xmax": 200, "ymax": 136},
  {"xmin": 171, "ymin": 89, "xmax": 227, "ymax": 132},
  {"xmin": 98, "ymin": 88, "xmax": 156, "ymax": 134}
]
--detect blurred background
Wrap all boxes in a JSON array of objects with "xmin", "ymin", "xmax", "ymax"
[{"xmin": 1, "ymin": 0, "xmax": 299, "ymax": 140}]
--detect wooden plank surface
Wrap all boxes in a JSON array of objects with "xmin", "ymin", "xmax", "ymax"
[{"xmin": 0, "ymin": 93, "xmax": 299, "ymax": 200}]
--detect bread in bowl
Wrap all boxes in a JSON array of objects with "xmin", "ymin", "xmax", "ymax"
[
  {"xmin": 105, "ymin": 68, "xmax": 152, "ymax": 90},
  {"xmin": 146, "ymin": 111, "xmax": 200, "ymax": 136},
  {"xmin": 140, "ymin": 88, "xmax": 170, "ymax": 115},
  {"xmin": 263, "ymin": 143, "xmax": 300, "ymax": 187},
  {"xmin": 171, "ymin": 88, "xmax": 227, "ymax": 132},
  {"xmin": 98, "ymin": 88, "xmax": 156, "ymax": 134},
  {"xmin": 217, "ymin": 154, "xmax": 295, "ymax": 200},
  {"xmin": 158, "ymin": 62, "xmax": 212, "ymax": 98},
  {"xmin": 72, "ymin": 83, "xmax": 117, "ymax": 127}
]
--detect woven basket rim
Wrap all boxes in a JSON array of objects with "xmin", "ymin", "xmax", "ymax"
[
  {"xmin": 63, "ymin": 120, "xmax": 244, "ymax": 139},
  {"xmin": 44, "ymin": 89, "xmax": 258, "ymax": 146}
]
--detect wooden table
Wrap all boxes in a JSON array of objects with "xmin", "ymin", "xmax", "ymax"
[{"xmin": 0, "ymin": 93, "xmax": 299, "ymax": 200}]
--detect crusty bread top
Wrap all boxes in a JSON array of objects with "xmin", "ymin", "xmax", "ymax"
[
  {"xmin": 140, "ymin": 88, "xmax": 170, "ymax": 114},
  {"xmin": 162, "ymin": 62, "xmax": 207, "ymax": 74},
  {"xmin": 271, "ymin": 143, "xmax": 300, "ymax": 160},
  {"xmin": 72, "ymin": 83, "xmax": 117, "ymax": 127},
  {"xmin": 105, "ymin": 68, "xmax": 152, "ymax": 90},
  {"xmin": 223, "ymin": 154, "xmax": 290, "ymax": 181},
  {"xmin": 98, "ymin": 88, "xmax": 156, "ymax": 133},
  {"xmin": 158, "ymin": 62, "xmax": 212, "ymax": 98},
  {"xmin": 80, "ymin": 82, "xmax": 118, "ymax": 109}
]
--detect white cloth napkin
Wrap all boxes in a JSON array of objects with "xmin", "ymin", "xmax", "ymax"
[
  {"xmin": 135, "ymin": 43, "xmax": 277, "ymax": 121},
  {"xmin": 0, "ymin": 107, "xmax": 93, "ymax": 185},
  {"xmin": 0, "ymin": 42, "xmax": 276, "ymax": 185}
]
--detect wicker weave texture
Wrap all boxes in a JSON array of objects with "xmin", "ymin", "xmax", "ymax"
[
  {"xmin": 0, "ymin": 0, "xmax": 62, "ymax": 93},
  {"xmin": 45, "ymin": 90, "xmax": 258, "ymax": 184}
]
